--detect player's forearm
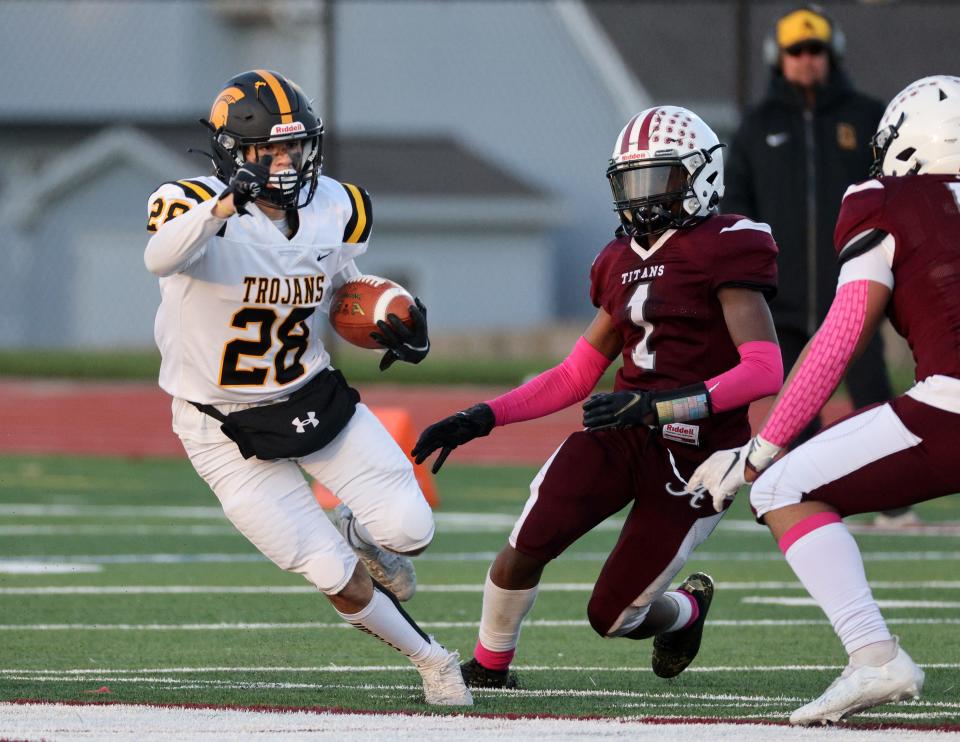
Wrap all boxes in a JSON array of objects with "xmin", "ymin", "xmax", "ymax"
[
  {"xmin": 144, "ymin": 199, "xmax": 228, "ymax": 276},
  {"xmin": 637, "ymin": 341, "xmax": 782, "ymax": 427},
  {"xmin": 759, "ymin": 280, "xmax": 870, "ymax": 449},
  {"xmin": 485, "ymin": 336, "xmax": 612, "ymax": 426},
  {"xmin": 704, "ymin": 340, "xmax": 783, "ymax": 413},
  {"xmin": 212, "ymin": 193, "xmax": 237, "ymax": 219}
]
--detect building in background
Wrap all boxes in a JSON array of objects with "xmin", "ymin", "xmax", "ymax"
[{"xmin": 1, "ymin": 0, "xmax": 957, "ymax": 350}]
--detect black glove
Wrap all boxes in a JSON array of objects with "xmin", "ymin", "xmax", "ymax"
[
  {"xmin": 370, "ymin": 297, "xmax": 430, "ymax": 371},
  {"xmin": 412, "ymin": 403, "xmax": 495, "ymax": 473},
  {"xmin": 583, "ymin": 383, "xmax": 711, "ymax": 431},
  {"xmin": 582, "ymin": 391, "xmax": 654, "ymax": 431},
  {"xmin": 219, "ymin": 155, "xmax": 272, "ymax": 215}
]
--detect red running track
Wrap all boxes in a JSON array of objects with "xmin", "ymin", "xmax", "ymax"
[{"xmin": 0, "ymin": 380, "xmax": 851, "ymax": 466}]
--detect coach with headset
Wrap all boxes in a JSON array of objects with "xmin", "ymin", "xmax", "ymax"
[{"xmin": 722, "ymin": 6, "xmax": 912, "ymax": 525}]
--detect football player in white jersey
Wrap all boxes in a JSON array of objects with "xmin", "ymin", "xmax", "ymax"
[{"xmin": 144, "ymin": 70, "xmax": 471, "ymax": 706}]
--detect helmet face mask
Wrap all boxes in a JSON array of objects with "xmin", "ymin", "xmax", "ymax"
[
  {"xmin": 608, "ymin": 160, "xmax": 691, "ymax": 236},
  {"xmin": 607, "ymin": 107, "xmax": 725, "ymax": 239},
  {"xmin": 247, "ymin": 140, "xmax": 318, "ymax": 200},
  {"xmin": 204, "ymin": 70, "xmax": 324, "ymax": 210},
  {"xmin": 869, "ymin": 112, "xmax": 908, "ymax": 178}
]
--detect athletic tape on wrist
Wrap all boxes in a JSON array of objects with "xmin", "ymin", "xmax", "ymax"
[{"xmin": 746, "ymin": 435, "xmax": 781, "ymax": 472}]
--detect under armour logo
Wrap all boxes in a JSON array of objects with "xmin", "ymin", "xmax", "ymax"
[
  {"xmin": 665, "ymin": 481, "xmax": 707, "ymax": 509},
  {"xmin": 292, "ymin": 411, "xmax": 319, "ymax": 433}
]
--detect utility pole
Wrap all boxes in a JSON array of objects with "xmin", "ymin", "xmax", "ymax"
[
  {"xmin": 321, "ymin": 0, "xmax": 337, "ymax": 179},
  {"xmin": 735, "ymin": 0, "xmax": 751, "ymax": 114}
]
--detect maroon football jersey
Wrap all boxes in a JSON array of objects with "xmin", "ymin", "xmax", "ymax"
[
  {"xmin": 834, "ymin": 175, "xmax": 960, "ymax": 382},
  {"xmin": 589, "ymin": 214, "xmax": 778, "ymax": 450}
]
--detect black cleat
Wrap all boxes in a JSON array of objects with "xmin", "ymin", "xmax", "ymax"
[
  {"xmin": 651, "ymin": 572, "xmax": 714, "ymax": 679},
  {"xmin": 460, "ymin": 657, "xmax": 519, "ymax": 688}
]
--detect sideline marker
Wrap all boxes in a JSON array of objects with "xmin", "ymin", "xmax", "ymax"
[{"xmin": 312, "ymin": 406, "xmax": 440, "ymax": 509}]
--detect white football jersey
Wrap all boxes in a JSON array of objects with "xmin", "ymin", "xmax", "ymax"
[{"xmin": 145, "ymin": 174, "xmax": 371, "ymax": 404}]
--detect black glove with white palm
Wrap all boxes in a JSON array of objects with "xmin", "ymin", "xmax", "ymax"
[
  {"xmin": 370, "ymin": 297, "xmax": 430, "ymax": 371},
  {"xmin": 688, "ymin": 435, "xmax": 783, "ymax": 512},
  {"xmin": 411, "ymin": 403, "xmax": 495, "ymax": 474},
  {"xmin": 582, "ymin": 383, "xmax": 711, "ymax": 431},
  {"xmin": 218, "ymin": 155, "xmax": 272, "ymax": 215},
  {"xmin": 582, "ymin": 390, "xmax": 654, "ymax": 430}
]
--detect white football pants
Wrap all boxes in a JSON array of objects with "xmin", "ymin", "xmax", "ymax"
[{"xmin": 177, "ymin": 402, "xmax": 435, "ymax": 594}]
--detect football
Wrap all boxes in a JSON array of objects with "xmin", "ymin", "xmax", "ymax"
[{"xmin": 329, "ymin": 275, "xmax": 415, "ymax": 349}]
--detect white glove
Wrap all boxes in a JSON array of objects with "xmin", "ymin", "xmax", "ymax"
[
  {"xmin": 688, "ymin": 441, "xmax": 753, "ymax": 512},
  {"xmin": 688, "ymin": 435, "xmax": 783, "ymax": 512}
]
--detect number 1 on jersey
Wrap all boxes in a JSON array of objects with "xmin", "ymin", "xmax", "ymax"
[{"xmin": 627, "ymin": 282, "xmax": 656, "ymax": 371}]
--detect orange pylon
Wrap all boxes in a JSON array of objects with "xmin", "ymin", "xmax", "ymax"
[{"xmin": 311, "ymin": 406, "xmax": 440, "ymax": 510}]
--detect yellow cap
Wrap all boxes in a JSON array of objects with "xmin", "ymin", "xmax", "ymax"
[{"xmin": 776, "ymin": 8, "xmax": 832, "ymax": 49}]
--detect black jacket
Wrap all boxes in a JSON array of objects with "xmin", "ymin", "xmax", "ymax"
[{"xmin": 724, "ymin": 69, "xmax": 885, "ymax": 334}]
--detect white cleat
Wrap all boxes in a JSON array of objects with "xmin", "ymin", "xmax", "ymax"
[
  {"xmin": 872, "ymin": 509, "xmax": 922, "ymax": 529},
  {"xmin": 335, "ymin": 504, "xmax": 416, "ymax": 602},
  {"xmin": 790, "ymin": 642, "xmax": 925, "ymax": 725},
  {"xmin": 415, "ymin": 644, "xmax": 474, "ymax": 706}
]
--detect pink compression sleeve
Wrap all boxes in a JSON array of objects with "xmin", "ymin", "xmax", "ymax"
[
  {"xmin": 705, "ymin": 340, "xmax": 783, "ymax": 413},
  {"xmin": 760, "ymin": 280, "xmax": 870, "ymax": 448},
  {"xmin": 485, "ymin": 336, "xmax": 613, "ymax": 426}
]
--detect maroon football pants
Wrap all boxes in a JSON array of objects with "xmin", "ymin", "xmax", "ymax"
[
  {"xmin": 751, "ymin": 394, "xmax": 960, "ymax": 518},
  {"xmin": 510, "ymin": 427, "xmax": 723, "ymax": 636}
]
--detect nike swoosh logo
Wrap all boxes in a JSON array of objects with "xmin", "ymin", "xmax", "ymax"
[
  {"xmin": 721, "ymin": 450, "xmax": 742, "ymax": 481},
  {"xmin": 316, "ymin": 250, "xmax": 333, "ymax": 261},
  {"xmin": 766, "ymin": 132, "xmax": 789, "ymax": 148}
]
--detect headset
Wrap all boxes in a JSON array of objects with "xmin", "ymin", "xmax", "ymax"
[{"xmin": 762, "ymin": 4, "xmax": 846, "ymax": 68}]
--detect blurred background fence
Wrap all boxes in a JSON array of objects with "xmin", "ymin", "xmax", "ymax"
[{"xmin": 0, "ymin": 0, "xmax": 953, "ymax": 373}]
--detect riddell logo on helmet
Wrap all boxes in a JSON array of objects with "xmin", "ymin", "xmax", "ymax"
[
  {"xmin": 620, "ymin": 152, "xmax": 652, "ymax": 162},
  {"xmin": 271, "ymin": 122, "xmax": 306, "ymax": 136}
]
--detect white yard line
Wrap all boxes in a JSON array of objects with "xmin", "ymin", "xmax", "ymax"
[
  {"xmin": 2, "ymin": 506, "xmax": 958, "ymax": 536},
  {"xmin": 721, "ymin": 519, "xmax": 960, "ymax": 537},
  {"xmin": 5, "ymin": 550, "xmax": 960, "ymax": 567},
  {"xmin": 0, "ymin": 617, "xmax": 957, "ymax": 631},
  {"xmin": 0, "ymin": 561, "xmax": 102, "ymax": 574},
  {"xmin": 744, "ymin": 597, "xmax": 960, "ymax": 609},
  {"xmin": 3, "ymin": 662, "xmax": 960, "ymax": 677},
  {"xmin": 3, "ymin": 703, "xmax": 957, "ymax": 742},
  {"xmin": 0, "ymin": 525, "xmax": 237, "ymax": 536},
  {"xmin": 0, "ymin": 504, "xmax": 225, "ymax": 519},
  {"xmin": 5, "ymin": 580, "xmax": 960, "ymax": 595}
]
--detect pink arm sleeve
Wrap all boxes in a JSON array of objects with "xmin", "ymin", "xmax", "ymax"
[
  {"xmin": 705, "ymin": 340, "xmax": 783, "ymax": 413},
  {"xmin": 760, "ymin": 280, "xmax": 869, "ymax": 447},
  {"xmin": 485, "ymin": 336, "xmax": 612, "ymax": 426}
]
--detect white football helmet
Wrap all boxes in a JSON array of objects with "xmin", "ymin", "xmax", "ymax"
[
  {"xmin": 871, "ymin": 75, "xmax": 960, "ymax": 177},
  {"xmin": 607, "ymin": 106, "xmax": 724, "ymax": 237}
]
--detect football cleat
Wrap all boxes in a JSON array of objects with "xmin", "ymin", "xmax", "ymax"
[
  {"xmin": 415, "ymin": 644, "xmax": 474, "ymax": 706},
  {"xmin": 789, "ymin": 640, "xmax": 924, "ymax": 725},
  {"xmin": 872, "ymin": 509, "xmax": 922, "ymax": 529},
  {"xmin": 460, "ymin": 657, "xmax": 519, "ymax": 689},
  {"xmin": 335, "ymin": 504, "xmax": 416, "ymax": 602},
  {"xmin": 651, "ymin": 572, "xmax": 714, "ymax": 679}
]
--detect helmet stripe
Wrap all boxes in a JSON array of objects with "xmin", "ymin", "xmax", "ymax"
[
  {"xmin": 619, "ymin": 113, "xmax": 642, "ymax": 155},
  {"xmin": 254, "ymin": 69, "xmax": 294, "ymax": 124},
  {"xmin": 634, "ymin": 110, "xmax": 658, "ymax": 151}
]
